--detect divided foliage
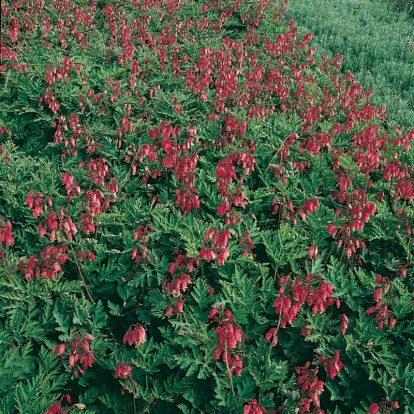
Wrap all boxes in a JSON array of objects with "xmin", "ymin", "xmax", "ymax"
[{"xmin": 1, "ymin": 0, "xmax": 413, "ymax": 413}]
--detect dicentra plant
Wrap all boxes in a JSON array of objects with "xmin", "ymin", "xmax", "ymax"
[{"xmin": 0, "ymin": 0, "xmax": 413, "ymax": 413}]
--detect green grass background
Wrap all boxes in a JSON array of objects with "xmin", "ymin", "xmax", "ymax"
[{"xmin": 285, "ymin": 0, "xmax": 414, "ymax": 133}]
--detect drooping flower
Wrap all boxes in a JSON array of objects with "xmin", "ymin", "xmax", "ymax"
[
  {"xmin": 243, "ymin": 399, "xmax": 266, "ymax": 414},
  {"xmin": 340, "ymin": 314, "xmax": 348, "ymax": 335},
  {"xmin": 123, "ymin": 324, "xmax": 146, "ymax": 347},
  {"xmin": 114, "ymin": 362, "xmax": 133, "ymax": 379},
  {"xmin": 368, "ymin": 403, "xmax": 379, "ymax": 414},
  {"xmin": 327, "ymin": 223, "xmax": 338, "ymax": 237}
]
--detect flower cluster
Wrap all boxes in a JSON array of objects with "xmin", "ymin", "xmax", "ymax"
[
  {"xmin": 24, "ymin": 189, "xmax": 53, "ymax": 218},
  {"xmin": 209, "ymin": 308, "xmax": 246, "ymax": 377},
  {"xmin": 150, "ymin": 120, "xmax": 201, "ymax": 215},
  {"xmin": 238, "ymin": 229, "xmax": 255, "ymax": 258},
  {"xmin": 38, "ymin": 209, "xmax": 78, "ymax": 242},
  {"xmin": 164, "ymin": 253, "xmax": 199, "ymax": 296},
  {"xmin": 318, "ymin": 351, "xmax": 343, "ymax": 380},
  {"xmin": 163, "ymin": 252, "xmax": 200, "ymax": 315},
  {"xmin": 307, "ymin": 278, "xmax": 339, "ymax": 316},
  {"xmin": 200, "ymin": 228, "xmax": 231, "ymax": 266},
  {"xmin": 0, "ymin": 219, "xmax": 14, "ymax": 253},
  {"xmin": 131, "ymin": 223, "xmax": 154, "ymax": 265},
  {"xmin": 297, "ymin": 198, "xmax": 319, "ymax": 222},
  {"xmin": 308, "ymin": 245, "xmax": 318, "ymax": 260},
  {"xmin": 114, "ymin": 362, "xmax": 133, "ymax": 379},
  {"xmin": 243, "ymin": 399, "xmax": 266, "ymax": 414},
  {"xmin": 273, "ymin": 278, "xmax": 308, "ymax": 329},
  {"xmin": 265, "ymin": 327, "xmax": 279, "ymax": 346},
  {"xmin": 44, "ymin": 400, "xmax": 65, "ymax": 414},
  {"xmin": 124, "ymin": 142, "xmax": 158, "ymax": 177},
  {"xmin": 329, "ymin": 188, "xmax": 375, "ymax": 258},
  {"xmin": 296, "ymin": 361, "xmax": 325, "ymax": 413},
  {"xmin": 53, "ymin": 333, "xmax": 95, "ymax": 377},
  {"xmin": 165, "ymin": 299, "xmax": 185, "ymax": 316},
  {"xmin": 76, "ymin": 248, "xmax": 96, "ymax": 263},
  {"xmin": 39, "ymin": 87, "xmax": 61, "ymax": 115},
  {"xmin": 368, "ymin": 399, "xmax": 399, "ymax": 414},
  {"xmin": 123, "ymin": 324, "xmax": 146, "ymax": 348},
  {"xmin": 271, "ymin": 274, "xmax": 339, "ymax": 338},
  {"xmin": 61, "ymin": 172, "xmax": 81, "ymax": 202},
  {"xmin": 19, "ymin": 245, "xmax": 67, "ymax": 280},
  {"xmin": 164, "ymin": 272, "xmax": 191, "ymax": 296},
  {"xmin": 367, "ymin": 275, "xmax": 396, "ymax": 330},
  {"xmin": 44, "ymin": 395, "xmax": 85, "ymax": 414},
  {"xmin": 295, "ymin": 352, "xmax": 343, "ymax": 413},
  {"xmin": 25, "ymin": 189, "xmax": 81, "ymax": 243}
]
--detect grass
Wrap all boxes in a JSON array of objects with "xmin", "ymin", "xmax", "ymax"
[{"xmin": 285, "ymin": 0, "xmax": 414, "ymax": 133}]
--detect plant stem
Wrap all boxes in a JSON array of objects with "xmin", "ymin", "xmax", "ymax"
[
  {"xmin": 224, "ymin": 341, "xmax": 236, "ymax": 398},
  {"xmin": 1, "ymin": 253, "xmax": 13, "ymax": 279},
  {"xmin": 267, "ymin": 296, "xmax": 283, "ymax": 363},
  {"xmin": 129, "ymin": 375, "xmax": 137, "ymax": 414},
  {"xmin": 68, "ymin": 242, "xmax": 95, "ymax": 304},
  {"xmin": 262, "ymin": 135, "xmax": 289, "ymax": 178}
]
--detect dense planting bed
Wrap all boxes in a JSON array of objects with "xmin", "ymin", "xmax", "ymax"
[{"xmin": 0, "ymin": 0, "xmax": 413, "ymax": 413}]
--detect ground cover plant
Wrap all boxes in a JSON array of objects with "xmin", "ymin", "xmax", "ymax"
[
  {"xmin": 0, "ymin": 0, "xmax": 414, "ymax": 413},
  {"xmin": 285, "ymin": 0, "xmax": 414, "ymax": 134}
]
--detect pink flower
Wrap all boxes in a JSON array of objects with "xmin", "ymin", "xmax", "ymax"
[
  {"xmin": 265, "ymin": 328, "xmax": 278, "ymax": 346},
  {"xmin": 123, "ymin": 324, "xmax": 146, "ymax": 347},
  {"xmin": 308, "ymin": 245, "xmax": 318, "ymax": 259},
  {"xmin": 174, "ymin": 299, "xmax": 185, "ymax": 314},
  {"xmin": 327, "ymin": 223, "xmax": 337, "ymax": 237},
  {"xmin": 340, "ymin": 314, "xmax": 348, "ymax": 335},
  {"xmin": 114, "ymin": 362, "xmax": 133, "ymax": 379},
  {"xmin": 53, "ymin": 343, "xmax": 66, "ymax": 356},
  {"xmin": 373, "ymin": 288, "xmax": 382, "ymax": 302},
  {"xmin": 0, "ymin": 220, "xmax": 14, "ymax": 249},
  {"xmin": 243, "ymin": 399, "xmax": 266, "ymax": 414},
  {"xmin": 208, "ymin": 308, "xmax": 218, "ymax": 319},
  {"xmin": 368, "ymin": 403, "xmax": 379, "ymax": 414}
]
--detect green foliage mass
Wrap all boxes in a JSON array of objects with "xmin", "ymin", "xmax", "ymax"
[{"xmin": 0, "ymin": 0, "xmax": 413, "ymax": 413}]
